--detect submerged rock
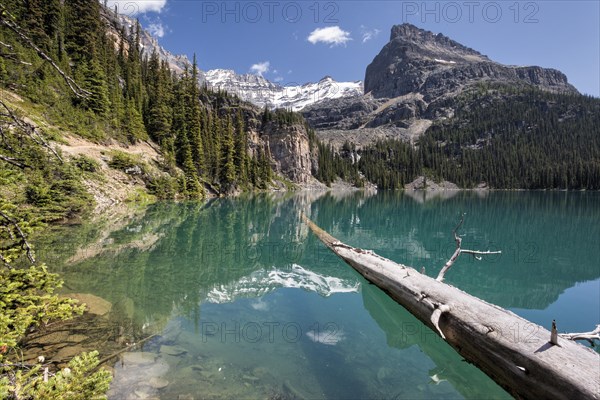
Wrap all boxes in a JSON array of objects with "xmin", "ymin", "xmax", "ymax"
[
  {"xmin": 159, "ymin": 344, "xmax": 187, "ymax": 356},
  {"xmin": 148, "ymin": 376, "xmax": 169, "ymax": 389},
  {"xmin": 64, "ymin": 293, "xmax": 112, "ymax": 316},
  {"xmin": 122, "ymin": 352, "xmax": 157, "ymax": 365}
]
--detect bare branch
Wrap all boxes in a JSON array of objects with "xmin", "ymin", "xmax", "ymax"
[
  {"xmin": 436, "ymin": 213, "xmax": 465, "ymax": 281},
  {"xmin": 460, "ymin": 250, "xmax": 502, "ymax": 256},
  {"xmin": 550, "ymin": 319, "xmax": 560, "ymax": 346},
  {"xmin": 94, "ymin": 333, "xmax": 158, "ymax": 370},
  {"xmin": 0, "ymin": 52, "xmax": 33, "ymax": 65},
  {"xmin": 0, "ymin": 252, "xmax": 12, "ymax": 268},
  {"xmin": 0, "ymin": 153, "xmax": 28, "ymax": 169},
  {"xmin": 559, "ymin": 325, "xmax": 600, "ymax": 346},
  {"xmin": 0, "ymin": 40, "xmax": 13, "ymax": 50},
  {"xmin": 437, "ymin": 246, "xmax": 461, "ymax": 282},
  {"xmin": 0, "ymin": 210, "xmax": 35, "ymax": 264},
  {"xmin": 0, "ymin": 7, "xmax": 90, "ymax": 98},
  {"xmin": 0, "ymin": 99, "xmax": 63, "ymax": 163},
  {"xmin": 436, "ymin": 214, "xmax": 501, "ymax": 282}
]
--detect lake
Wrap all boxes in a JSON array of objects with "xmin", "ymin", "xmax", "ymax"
[{"xmin": 37, "ymin": 190, "xmax": 600, "ymax": 399}]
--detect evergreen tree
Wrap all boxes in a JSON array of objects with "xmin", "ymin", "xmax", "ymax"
[
  {"xmin": 234, "ymin": 109, "xmax": 249, "ymax": 183},
  {"xmin": 187, "ymin": 55, "xmax": 205, "ymax": 176},
  {"xmin": 145, "ymin": 51, "xmax": 172, "ymax": 146},
  {"xmin": 64, "ymin": 0, "xmax": 103, "ymax": 62},
  {"xmin": 220, "ymin": 115, "xmax": 236, "ymax": 189},
  {"xmin": 24, "ymin": 0, "xmax": 49, "ymax": 50},
  {"xmin": 80, "ymin": 59, "xmax": 110, "ymax": 115}
]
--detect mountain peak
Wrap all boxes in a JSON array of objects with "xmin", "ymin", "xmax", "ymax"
[
  {"xmin": 200, "ymin": 70, "xmax": 362, "ymax": 111},
  {"xmin": 389, "ymin": 23, "xmax": 425, "ymax": 41},
  {"xmin": 389, "ymin": 23, "xmax": 486, "ymax": 60},
  {"xmin": 365, "ymin": 23, "xmax": 576, "ymax": 99}
]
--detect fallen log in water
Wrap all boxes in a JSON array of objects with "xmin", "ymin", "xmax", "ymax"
[{"xmin": 302, "ymin": 215, "xmax": 600, "ymax": 400}]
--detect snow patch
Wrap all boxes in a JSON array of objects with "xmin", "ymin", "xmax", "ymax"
[{"xmin": 434, "ymin": 58, "xmax": 457, "ymax": 64}]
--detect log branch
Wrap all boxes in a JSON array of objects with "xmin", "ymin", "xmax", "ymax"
[
  {"xmin": 0, "ymin": 153, "xmax": 28, "ymax": 169},
  {"xmin": 0, "ymin": 7, "xmax": 90, "ymax": 99},
  {"xmin": 559, "ymin": 325, "xmax": 600, "ymax": 346},
  {"xmin": 94, "ymin": 333, "xmax": 158, "ymax": 370},
  {"xmin": 436, "ymin": 214, "xmax": 501, "ymax": 282},
  {"xmin": 550, "ymin": 319, "xmax": 560, "ymax": 346},
  {"xmin": 0, "ymin": 51, "xmax": 33, "ymax": 65},
  {"xmin": 0, "ymin": 252, "xmax": 11, "ymax": 268},
  {"xmin": 0, "ymin": 40, "xmax": 13, "ymax": 50},
  {"xmin": 0, "ymin": 210, "xmax": 35, "ymax": 264},
  {"xmin": 0, "ymin": 99, "xmax": 63, "ymax": 163}
]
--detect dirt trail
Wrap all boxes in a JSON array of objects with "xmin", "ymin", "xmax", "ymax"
[{"xmin": 57, "ymin": 135, "xmax": 164, "ymax": 213}]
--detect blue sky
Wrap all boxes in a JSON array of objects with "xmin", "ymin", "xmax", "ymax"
[{"xmin": 109, "ymin": 1, "xmax": 599, "ymax": 96}]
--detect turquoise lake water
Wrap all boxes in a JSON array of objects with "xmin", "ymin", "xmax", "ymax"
[{"xmin": 38, "ymin": 190, "xmax": 600, "ymax": 399}]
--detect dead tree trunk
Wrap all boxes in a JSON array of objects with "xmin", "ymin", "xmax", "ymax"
[{"xmin": 302, "ymin": 215, "xmax": 600, "ymax": 400}]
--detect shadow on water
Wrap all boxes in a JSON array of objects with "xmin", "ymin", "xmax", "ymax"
[{"xmin": 361, "ymin": 283, "xmax": 511, "ymax": 399}]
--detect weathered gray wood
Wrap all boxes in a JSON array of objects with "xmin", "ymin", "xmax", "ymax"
[
  {"xmin": 560, "ymin": 325, "xmax": 600, "ymax": 346},
  {"xmin": 303, "ymin": 215, "xmax": 600, "ymax": 400}
]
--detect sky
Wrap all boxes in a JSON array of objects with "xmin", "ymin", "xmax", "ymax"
[{"xmin": 107, "ymin": 1, "xmax": 600, "ymax": 96}]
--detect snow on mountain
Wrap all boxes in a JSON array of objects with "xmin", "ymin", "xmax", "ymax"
[
  {"xmin": 200, "ymin": 70, "xmax": 363, "ymax": 111},
  {"xmin": 105, "ymin": 7, "xmax": 361, "ymax": 111}
]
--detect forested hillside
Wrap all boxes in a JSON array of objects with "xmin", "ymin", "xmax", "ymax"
[
  {"xmin": 0, "ymin": 0, "xmax": 293, "ymax": 204},
  {"xmin": 357, "ymin": 85, "xmax": 600, "ymax": 190},
  {"xmin": 310, "ymin": 84, "xmax": 600, "ymax": 190}
]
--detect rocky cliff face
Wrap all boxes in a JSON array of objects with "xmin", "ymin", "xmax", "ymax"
[
  {"xmin": 262, "ymin": 123, "xmax": 313, "ymax": 183},
  {"xmin": 364, "ymin": 23, "xmax": 577, "ymax": 99},
  {"xmin": 201, "ymin": 95, "xmax": 315, "ymax": 185},
  {"xmin": 304, "ymin": 23, "xmax": 579, "ymax": 148}
]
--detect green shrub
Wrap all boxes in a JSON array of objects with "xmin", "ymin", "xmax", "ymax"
[
  {"xmin": 72, "ymin": 155, "xmax": 100, "ymax": 173},
  {"xmin": 147, "ymin": 175, "xmax": 179, "ymax": 199},
  {"xmin": 108, "ymin": 151, "xmax": 147, "ymax": 176},
  {"xmin": 107, "ymin": 151, "xmax": 138, "ymax": 171}
]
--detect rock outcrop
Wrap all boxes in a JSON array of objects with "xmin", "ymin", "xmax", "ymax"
[
  {"xmin": 364, "ymin": 23, "xmax": 577, "ymax": 100},
  {"xmin": 262, "ymin": 122, "xmax": 313, "ymax": 184}
]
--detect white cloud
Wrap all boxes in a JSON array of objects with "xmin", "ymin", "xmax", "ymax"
[
  {"xmin": 307, "ymin": 26, "xmax": 352, "ymax": 47},
  {"xmin": 147, "ymin": 22, "xmax": 165, "ymax": 38},
  {"xmin": 274, "ymin": 76, "xmax": 284, "ymax": 82},
  {"xmin": 107, "ymin": 1, "xmax": 167, "ymax": 15},
  {"xmin": 361, "ymin": 26, "xmax": 381, "ymax": 43},
  {"xmin": 250, "ymin": 61, "xmax": 270, "ymax": 76}
]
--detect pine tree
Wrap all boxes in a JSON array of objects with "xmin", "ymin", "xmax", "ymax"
[
  {"xmin": 220, "ymin": 115, "xmax": 236, "ymax": 189},
  {"xmin": 180, "ymin": 134, "xmax": 203, "ymax": 198},
  {"xmin": 187, "ymin": 55, "xmax": 205, "ymax": 176},
  {"xmin": 24, "ymin": 0, "xmax": 49, "ymax": 50},
  {"xmin": 64, "ymin": 0, "xmax": 103, "ymax": 62},
  {"xmin": 209, "ymin": 111, "xmax": 221, "ymax": 182},
  {"xmin": 234, "ymin": 109, "xmax": 249, "ymax": 183},
  {"xmin": 123, "ymin": 98, "xmax": 147, "ymax": 142},
  {"xmin": 145, "ymin": 51, "xmax": 172, "ymax": 146},
  {"xmin": 80, "ymin": 59, "xmax": 110, "ymax": 115}
]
